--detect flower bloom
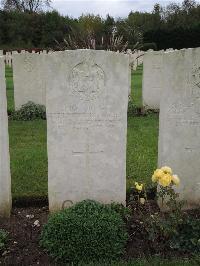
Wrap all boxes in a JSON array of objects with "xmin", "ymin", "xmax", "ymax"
[
  {"xmin": 152, "ymin": 169, "xmax": 164, "ymax": 183},
  {"xmin": 135, "ymin": 182, "xmax": 143, "ymax": 192},
  {"xmin": 172, "ymin": 175, "xmax": 180, "ymax": 186},
  {"xmin": 152, "ymin": 167, "xmax": 180, "ymax": 188},
  {"xmin": 158, "ymin": 173, "xmax": 172, "ymax": 187},
  {"xmin": 160, "ymin": 166, "xmax": 172, "ymax": 175}
]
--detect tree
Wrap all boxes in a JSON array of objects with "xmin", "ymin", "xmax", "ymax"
[
  {"xmin": 182, "ymin": 0, "xmax": 197, "ymax": 12},
  {"xmin": 1, "ymin": 0, "xmax": 51, "ymax": 13},
  {"xmin": 104, "ymin": 14, "xmax": 115, "ymax": 36}
]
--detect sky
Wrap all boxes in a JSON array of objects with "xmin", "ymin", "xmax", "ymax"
[{"xmin": 50, "ymin": 0, "xmax": 184, "ymax": 18}]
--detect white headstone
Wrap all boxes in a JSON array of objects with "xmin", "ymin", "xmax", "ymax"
[
  {"xmin": 142, "ymin": 50, "xmax": 164, "ymax": 110},
  {"xmin": 13, "ymin": 53, "xmax": 46, "ymax": 109},
  {"xmin": 0, "ymin": 50, "xmax": 3, "ymax": 56},
  {"xmin": 46, "ymin": 50, "xmax": 129, "ymax": 212},
  {"xmin": 5, "ymin": 52, "xmax": 9, "ymax": 65},
  {"xmin": 9, "ymin": 52, "xmax": 12, "ymax": 67},
  {"xmin": 137, "ymin": 50, "xmax": 144, "ymax": 66},
  {"xmin": 158, "ymin": 48, "xmax": 200, "ymax": 209},
  {"xmin": 0, "ymin": 56, "xmax": 11, "ymax": 217}
]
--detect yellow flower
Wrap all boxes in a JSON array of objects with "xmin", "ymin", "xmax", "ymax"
[
  {"xmin": 158, "ymin": 173, "xmax": 172, "ymax": 187},
  {"xmin": 152, "ymin": 169, "xmax": 164, "ymax": 183},
  {"xmin": 172, "ymin": 175, "xmax": 180, "ymax": 186},
  {"xmin": 135, "ymin": 182, "xmax": 143, "ymax": 192},
  {"xmin": 160, "ymin": 166, "xmax": 172, "ymax": 175}
]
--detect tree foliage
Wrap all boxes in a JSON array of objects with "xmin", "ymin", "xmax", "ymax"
[
  {"xmin": 1, "ymin": 0, "xmax": 51, "ymax": 13},
  {"xmin": 0, "ymin": 0, "xmax": 200, "ymax": 50}
]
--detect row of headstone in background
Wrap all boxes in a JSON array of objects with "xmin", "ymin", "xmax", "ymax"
[
  {"xmin": 13, "ymin": 53, "xmax": 46, "ymax": 109},
  {"xmin": 12, "ymin": 49, "xmax": 140, "ymax": 109},
  {"xmin": 142, "ymin": 50, "xmax": 163, "ymax": 109},
  {"xmin": 2, "ymin": 50, "xmax": 48, "ymax": 67},
  {"xmin": 142, "ymin": 48, "xmax": 177, "ymax": 110},
  {"xmin": 0, "ymin": 56, "xmax": 11, "ymax": 217}
]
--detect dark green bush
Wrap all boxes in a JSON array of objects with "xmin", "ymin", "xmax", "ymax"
[
  {"xmin": 0, "ymin": 230, "xmax": 8, "ymax": 253},
  {"xmin": 10, "ymin": 101, "xmax": 46, "ymax": 120},
  {"xmin": 170, "ymin": 215, "xmax": 200, "ymax": 253},
  {"xmin": 141, "ymin": 42, "xmax": 157, "ymax": 51},
  {"xmin": 40, "ymin": 200, "xmax": 128, "ymax": 264}
]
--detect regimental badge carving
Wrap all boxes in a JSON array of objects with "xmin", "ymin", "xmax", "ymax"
[
  {"xmin": 70, "ymin": 61, "xmax": 105, "ymax": 101},
  {"xmin": 24, "ymin": 56, "xmax": 34, "ymax": 72}
]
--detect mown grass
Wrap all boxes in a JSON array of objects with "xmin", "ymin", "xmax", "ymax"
[
  {"xmin": 131, "ymin": 64, "xmax": 143, "ymax": 107},
  {"xmin": 127, "ymin": 114, "xmax": 158, "ymax": 190},
  {"xmin": 6, "ymin": 64, "xmax": 158, "ymax": 199},
  {"xmin": 9, "ymin": 120, "xmax": 48, "ymax": 200}
]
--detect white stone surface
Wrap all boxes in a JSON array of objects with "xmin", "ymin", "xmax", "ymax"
[
  {"xmin": 137, "ymin": 50, "xmax": 144, "ymax": 66},
  {"xmin": 46, "ymin": 50, "xmax": 129, "ymax": 212},
  {"xmin": 142, "ymin": 50, "xmax": 164, "ymax": 109},
  {"xmin": 13, "ymin": 53, "xmax": 46, "ymax": 109},
  {"xmin": 0, "ymin": 56, "xmax": 11, "ymax": 217},
  {"xmin": 158, "ymin": 48, "xmax": 200, "ymax": 209},
  {"xmin": 0, "ymin": 50, "xmax": 3, "ymax": 56}
]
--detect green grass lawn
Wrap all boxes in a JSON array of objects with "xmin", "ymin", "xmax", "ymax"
[
  {"xmin": 131, "ymin": 64, "xmax": 143, "ymax": 107},
  {"xmin": 9, "ymin": 120, "xmax": 48, "ymax": 200},
  {"xmin": 6, "ymin": 65, "xmax": 158, "ymax": 199}
]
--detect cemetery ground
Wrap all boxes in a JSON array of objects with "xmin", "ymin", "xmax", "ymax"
[{"xmin": 0, "ymin": 65, "xmax": 199, "ymax": 265}]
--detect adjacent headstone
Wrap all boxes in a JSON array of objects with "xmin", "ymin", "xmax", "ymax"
[
  {"xmin": 46, "ymin": 50, "xmax": 129, "ymax": 212},
  {"xmin": 158, "ymin": 48, "xmax": 200, "ymax": 209},
  {"xmin": 5, "ymin": 52, "xmax": 9, "ymax": 66},
  {"xmin": 0, "ymin": 56, "xmax": 11, "ymax": 217},
  {"xmin": 142, "ymin": 50, "xmax": 164, "ymax": 110},
  {"xmin": 0, "ymin": 50, "xmax": 3, "ymax": 56},
  {"xmin": 137, "ymin": 50, "xmax": 144, "ymax": 66},
  {"xmin": 13, "ymin": 53, "xmax": 46, "ymax": 109},
  {"xmin": 8, "ymin": 52, "xmax": 12, "ymax": 67}
]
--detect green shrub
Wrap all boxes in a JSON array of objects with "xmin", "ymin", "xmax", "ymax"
[
  {"xmin": 0, "ymin": 230, "xmax": 8, "ymax": 253},
  {"xmin": 40, "ymin": 200, "xmax": 128, "ymax": 264},
  {"xmin": 170, "ymin": 215, "xmax": 200, "ymax": 253},
  {"xmin": 10, "ymin": 101, "xmax": 46, "ymax": 120}
]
